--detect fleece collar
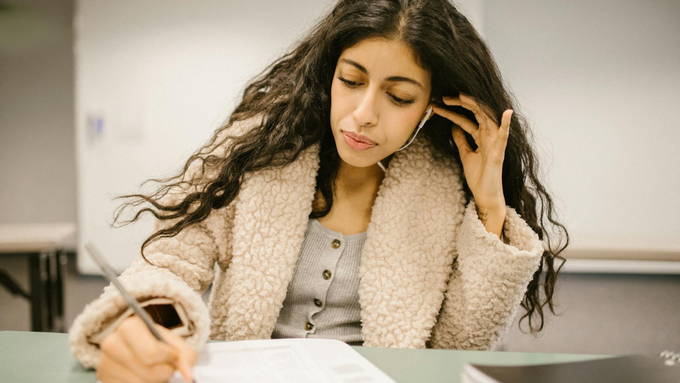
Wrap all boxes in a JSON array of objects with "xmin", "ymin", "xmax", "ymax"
[{"xmin": 222, "ymin": 136, "xmax": 466, "ymax": 347}]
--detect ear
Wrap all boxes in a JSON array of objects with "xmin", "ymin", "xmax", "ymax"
[{"xmin": 427, "ymin": 105, "xmax": 435, "ymax": 121}]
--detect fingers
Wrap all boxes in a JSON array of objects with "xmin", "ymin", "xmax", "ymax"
[
  {"xmin": 432, "ymin": 105, "xmax": 479, "ymax": 136},
  {"xmin": 499, "ymin": 109, "xmax": 513, "ymax": 143},
  {"xmin": 101, "ymin": 331, "xmax": 176, "ymax": 382},
  {"xmin": 158, "ymin": 325, "xmax": 198, "ymax": 381},
  {"xmin": 99, "ymin": 336, "xmax": 177, "ymax": 383},
  {"xmin": 98, "ymin": 315, "xmax": 190, "ymax": 383},
  {"xmin": 98, "ymin": 349, "xmax": 175, "ymax": 383},
  {"xmin": 443, "ymin": 94, "xmax": 493, "ymax": 132},
  {"xmin": 97, "ymin": 352, "xmax": 147, "ymax": 383},
  {"xmin": 458, "ymin": 93, "xmax": 495, "ymax": 119},
  {"xmin": 444, "ymin": 93, "xmax": 508, "ymax": 133},
  {"xmin": 118, "ymin": 316, "xmax": 178, "ymax": 366},
  {"xmin": 441, "ymin": 93, "xmax": 513, "ymax": 143},
  {"xmin": 451, "ymin": 125, "xmax": 472, "ymax": 160}
]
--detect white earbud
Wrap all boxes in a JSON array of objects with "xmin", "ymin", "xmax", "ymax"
[
  {"xmin": 377, "ymin": 105, "xmax": 434, "ymax": 172},
  {"xmin": 396, "ymin": 105, "xmax": 433, "ymax": 152}
]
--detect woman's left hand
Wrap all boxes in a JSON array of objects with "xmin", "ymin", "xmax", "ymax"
[{"xmin": 431, "ymin": 93, "xmax": 512, "ymax": 237}]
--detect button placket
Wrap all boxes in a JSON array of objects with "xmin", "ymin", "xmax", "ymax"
[
  {"xmin": 321, "ymin": 237, "xmax": 341, "ymax": 283},
  {"xmin": 308, "ymin": 230, "xmax": 345, "ymax": 336}
]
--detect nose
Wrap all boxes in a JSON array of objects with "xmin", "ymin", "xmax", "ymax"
[{"xmin": 353, "ymin": 88, "xmax": 378, "ymax": 128}]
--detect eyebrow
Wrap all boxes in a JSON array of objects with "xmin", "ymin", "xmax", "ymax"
[{"xmin": 339, "ymin": 58, "xmax": 424, "ymax": 89}]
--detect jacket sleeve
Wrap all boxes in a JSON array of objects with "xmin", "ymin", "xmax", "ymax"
[
  {"xmin": 68, "ymin": 119, "xmax": 252, "ymax": 369},
  {"xmin": 429, "ymin": 201, "xmax": 544, "ymax": 350}
]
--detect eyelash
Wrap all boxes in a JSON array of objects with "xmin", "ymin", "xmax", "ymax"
[{"xmin": 338, "ymin": 77, "xmax": 415, "ymax": 106}]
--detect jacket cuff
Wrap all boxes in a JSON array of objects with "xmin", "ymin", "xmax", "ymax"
[
  {"xmin": 68, "ymin": 257, "xmax": 210, "ymax": 369},
  {"xmin": 87, "ymin": 297, "xmax": 194, "ymax": 345},
  {"xmin": 458, "ymin": 201, "xmax": 543, "ymax": 282}
]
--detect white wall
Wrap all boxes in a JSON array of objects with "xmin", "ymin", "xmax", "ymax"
[
  {"xmin": 0, "ymin": 0, "xmax": 76, "ymax": 224},
  {"xmin": 483, "ymin": 0, "xmax": 680, "ymax": 254},
  {"xmin": 453, "ymin": 0, "xmax": 485, "ymax": 36}
]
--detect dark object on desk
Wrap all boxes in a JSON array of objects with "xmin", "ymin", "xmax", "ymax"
[{"xmin": 462, "ymin": 354, "xmax": 679, "ymax": 383}]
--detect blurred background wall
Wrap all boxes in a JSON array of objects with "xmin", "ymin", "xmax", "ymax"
[{"xmin": 0, "ymin": 0, "xmax": 76, "ymax": 224}]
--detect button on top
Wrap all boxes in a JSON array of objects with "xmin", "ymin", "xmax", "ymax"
[
  {"xmin": 331, "ymin": 239, "xmax": 341, "ymax": 249},
  {"xmin": 305, "ymin": 322, "xmax": 314, "ymax": 331},
  {"xmin": 314, "ymin": 299, "xmax": 323, "ymax": 308},
  {"xmin": 322, "ymin": 270, "xmax": 332, "ymax": 280}
]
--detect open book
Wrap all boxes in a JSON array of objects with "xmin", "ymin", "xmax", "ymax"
[
  {"xmin": 169, "ymin": 338, "xmax": 396, "ymax": 383},
  {"xmin": 462, "ymin": 353, "xmax": 679, "ymax": 383}
]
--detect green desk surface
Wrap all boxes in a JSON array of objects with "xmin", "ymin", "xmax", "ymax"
[{"xmin": 0, "ymin": 331, "xmax": 610, "ymax": 383}]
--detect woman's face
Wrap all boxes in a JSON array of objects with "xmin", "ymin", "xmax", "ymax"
[{"xmin": 330, "ymin": 37, "xmax": 432, "ymax": 168}]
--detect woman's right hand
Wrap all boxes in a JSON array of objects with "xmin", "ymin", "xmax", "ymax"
[{"xmin": 98, "ymin": 315, "xmax": 198, "ymax": 383}]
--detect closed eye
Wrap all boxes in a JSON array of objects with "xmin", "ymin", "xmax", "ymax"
[
  {"xmin": 388, "ymin": 93, "xmax": 415, "ymax": 106},
  {"xmin": 339, "ymin": 76, "xmax": 415, "ymax": 107},
  {"xmin": 338, "ymin": 77, "xmax": 361, "ymax": 87}
]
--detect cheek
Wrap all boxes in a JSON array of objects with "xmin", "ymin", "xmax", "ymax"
[
  {"xmin": 329, "ymin": 81, "xmax": 343, "ymax": 126},
  {"xmin": 330, "ymin": 80, "xmax": 352, "ymax": 110},
  {"xmin": 382, "ymin": 112, "xmax": 422, "ymax": 145}
]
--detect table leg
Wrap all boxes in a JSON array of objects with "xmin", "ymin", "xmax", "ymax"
[
  {"xmin": 28, "ymin": 252, "xmax": 48, "ymax": 332},
  {"xmin": 27, "ymin": 250, "xmax": 67, "ymax": 332},
  {"xmin": 54, "ymin": 251, "xmax": 67, "ymax": 332},
  {"xmin": 47, "ymin": 251, "xmax": 57, "ymax": 331}
]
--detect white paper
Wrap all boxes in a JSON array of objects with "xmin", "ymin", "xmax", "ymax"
[{"xmin": 169, "ymin": 338, "xmax": 396, "ymax": 383}]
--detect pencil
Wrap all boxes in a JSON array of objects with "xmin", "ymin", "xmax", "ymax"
[{"xmin": 85, "ymin": 242, "xmax": 196, "ymax": 383}]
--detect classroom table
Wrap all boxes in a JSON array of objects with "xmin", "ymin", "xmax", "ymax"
[
  {"xmin": 0, "ymin": 223, "xmax": 76, "ymax": 332},
  {"xmin": 0, "ymin": 331, "xmax": 610, "ymax": 383}
]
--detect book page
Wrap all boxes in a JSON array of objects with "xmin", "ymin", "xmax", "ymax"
[{"xmin": 169, "ymin": 338, "xmax": 396, "ymax": 383}]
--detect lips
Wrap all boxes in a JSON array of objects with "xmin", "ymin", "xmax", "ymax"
[
  {"xmin": 342, "ymin": 131, "xmax": 378, "ymax": 150},
  {"xmin": 343, "ymin": 131, "xmax": 377, "ymax": 145},
  {"xmin": 341, "ymin": 131, "xmax": 377, "ymax": 150}
]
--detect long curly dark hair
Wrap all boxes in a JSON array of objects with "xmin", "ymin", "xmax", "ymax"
[{"xmin": 116, "ymin": 0, "xmax": 568, "ymax": 334}]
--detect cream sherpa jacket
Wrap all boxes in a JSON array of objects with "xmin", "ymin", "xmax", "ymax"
[{"xmin": 69, "ymin": 124, "xmax": 544, "ymax": 369}]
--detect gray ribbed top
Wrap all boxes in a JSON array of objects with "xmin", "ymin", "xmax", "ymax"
[{"xmin": 271, "ymin": 218, "xmax": 366, "ymax": 346}]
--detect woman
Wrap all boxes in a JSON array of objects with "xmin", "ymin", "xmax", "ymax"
[{"xmin": 70, "ymin": 0, "xmax": 568, "ymax": 382}]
